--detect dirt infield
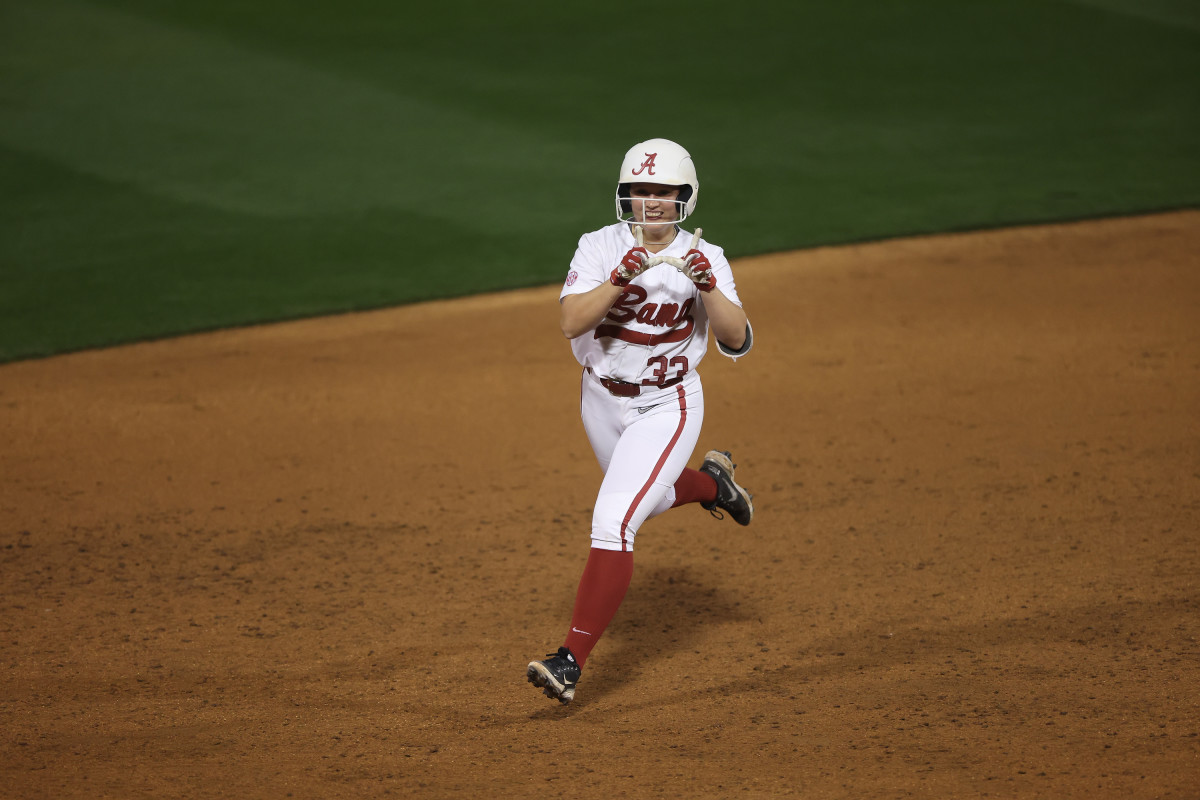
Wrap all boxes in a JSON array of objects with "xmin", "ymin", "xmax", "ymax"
[{"xmin": 2, "ymin": 211, "xmax": 1198, "ymax": 798}]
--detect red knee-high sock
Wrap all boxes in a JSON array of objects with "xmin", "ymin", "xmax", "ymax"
[
  {"xmin": 562, "ymin": 548, "xmax": 634, "ymax": 666},
  {"xmin": 671, "ymin": 467, "xmax": 718, "ymax": 507}
]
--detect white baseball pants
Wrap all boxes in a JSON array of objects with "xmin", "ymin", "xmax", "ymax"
[{"xmin": 579, "ymin": 369, "xmax": 705, "ymax": 551}]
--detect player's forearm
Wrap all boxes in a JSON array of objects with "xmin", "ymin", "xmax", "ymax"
[
  {"xmin": 703, "ymin": 290, "xmax": 748, "ymax": 350},
  {"xmin": 560, "ymin": 285, "xmax": 623, "ymax": 339}
]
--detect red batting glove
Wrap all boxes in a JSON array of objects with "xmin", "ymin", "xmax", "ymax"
[
  {"xmin": 610, "ymin": 246, "xmax": 651, "ymax": 286},
  {"xmin": 682, "ymin": 249, "xmax": 716, "ymax": 293}
]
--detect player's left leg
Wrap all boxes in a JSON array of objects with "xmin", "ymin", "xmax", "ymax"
[
  {"xmin": 645, "ymin": 452, "xmax": 755, "ymax": 525},
  {"xmin": 588, "ymin": 381, "xmax": 705, "ymax": 551},
  {"xmin": 646, "ymin": 467, "xmax": 717, "ymax": 514}
]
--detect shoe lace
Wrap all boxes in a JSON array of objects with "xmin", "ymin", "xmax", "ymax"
[{"xmin": 548, "ymin": 647, "xmax": 578, "ymax": 666}]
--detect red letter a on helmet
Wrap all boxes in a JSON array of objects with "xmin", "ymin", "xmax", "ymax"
[{"xmin": 631, "ymin": 152, "xmax": 657, "ymax": 176}]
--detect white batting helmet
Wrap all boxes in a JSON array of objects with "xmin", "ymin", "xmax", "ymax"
[{"xmin": 614, "ymin": 138, "xmax": 699, "ymax": 223}]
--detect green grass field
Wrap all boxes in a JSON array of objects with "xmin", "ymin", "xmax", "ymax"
[{"xmin": 2, "ymin": 0, "xmax": 1197, "ymax": 361}]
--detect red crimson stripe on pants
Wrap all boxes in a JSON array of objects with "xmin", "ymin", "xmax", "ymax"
[{"xmin": 619, "ymin": 384, "xmax": 689, "ymax": 550}]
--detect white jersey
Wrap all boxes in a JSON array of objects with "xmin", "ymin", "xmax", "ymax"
[{"xmin": 560, "ymin": 222, "xmax": 744, "ymax": 385}]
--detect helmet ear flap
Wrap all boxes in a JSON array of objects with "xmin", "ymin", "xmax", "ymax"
[
  {"xmin": 617, "ymin": 184, "xmax": 633, "ymax": 215},
  {"xmin": 676, "ymin": 184, "xmax": 696, "ymax": 214}
]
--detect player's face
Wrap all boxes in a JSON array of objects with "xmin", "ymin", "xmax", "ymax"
[{"xmin": 629, "ymin": 183, "xmax": 681, "ymax": 225}]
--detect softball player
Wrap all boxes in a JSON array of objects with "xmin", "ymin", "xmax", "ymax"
[{"xmin": 527, "ymin": 138, "xmax": 755, "ymax": 704}]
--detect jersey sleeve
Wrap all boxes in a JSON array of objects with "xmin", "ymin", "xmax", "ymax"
[
  {"xmin": 560, "ymin": 231, "xmax": 609, "ymax": 301},
  {"xmin": 707, "ymin": 245, "xmax": 741, "ymax": 307}
]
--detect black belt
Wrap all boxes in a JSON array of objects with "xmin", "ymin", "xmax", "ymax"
[{"xmin": 588, "ymin": 368, "xmax": 685, "ymax": 398}]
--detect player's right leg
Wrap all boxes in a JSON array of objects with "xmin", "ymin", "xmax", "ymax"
[
  {"xmin": 558, "ymin": 383, "xmax": 703, "ymax": 667},
  {"xmin": 526, "ymin": 377, "xmax": 703, "ymax": 704},
  {"xmin": 526, "ymin": 372, "xmax": 630, "ymax": 705}
]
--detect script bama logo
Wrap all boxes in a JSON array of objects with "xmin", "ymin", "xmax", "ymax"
[
  {"xmin": 604, "ymin": 285, "xmax": 693, "ymax": 328},
  {"xmin": 594, "ymin": 286, "xmax": 696, "ymax": 345}
]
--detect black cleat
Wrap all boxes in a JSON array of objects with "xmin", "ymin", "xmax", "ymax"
[
  {"xmin": 527, "ymin": 647, "xmax": 581, "ymax": 704},
  {"xmin": 700, "ymin": 450, "xmax": 755, "ymax": 526}
]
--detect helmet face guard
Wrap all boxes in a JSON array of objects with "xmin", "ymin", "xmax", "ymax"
[
  {"xmin": 614, "ymin": 138, "xmax": 699, "ymax": 224},
  {"xmin": 616, "ymin": 195, "xmax": 691, "ymax": 226}
]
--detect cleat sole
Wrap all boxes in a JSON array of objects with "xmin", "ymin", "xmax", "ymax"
[{"xmin": 527, "ymin": 663, "xmax": 574, "ymax": 704}]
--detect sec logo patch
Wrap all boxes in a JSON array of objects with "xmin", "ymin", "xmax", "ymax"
[{"xmin": 565, "ymin": 270, "xmax": 578, "ymax": 287}]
